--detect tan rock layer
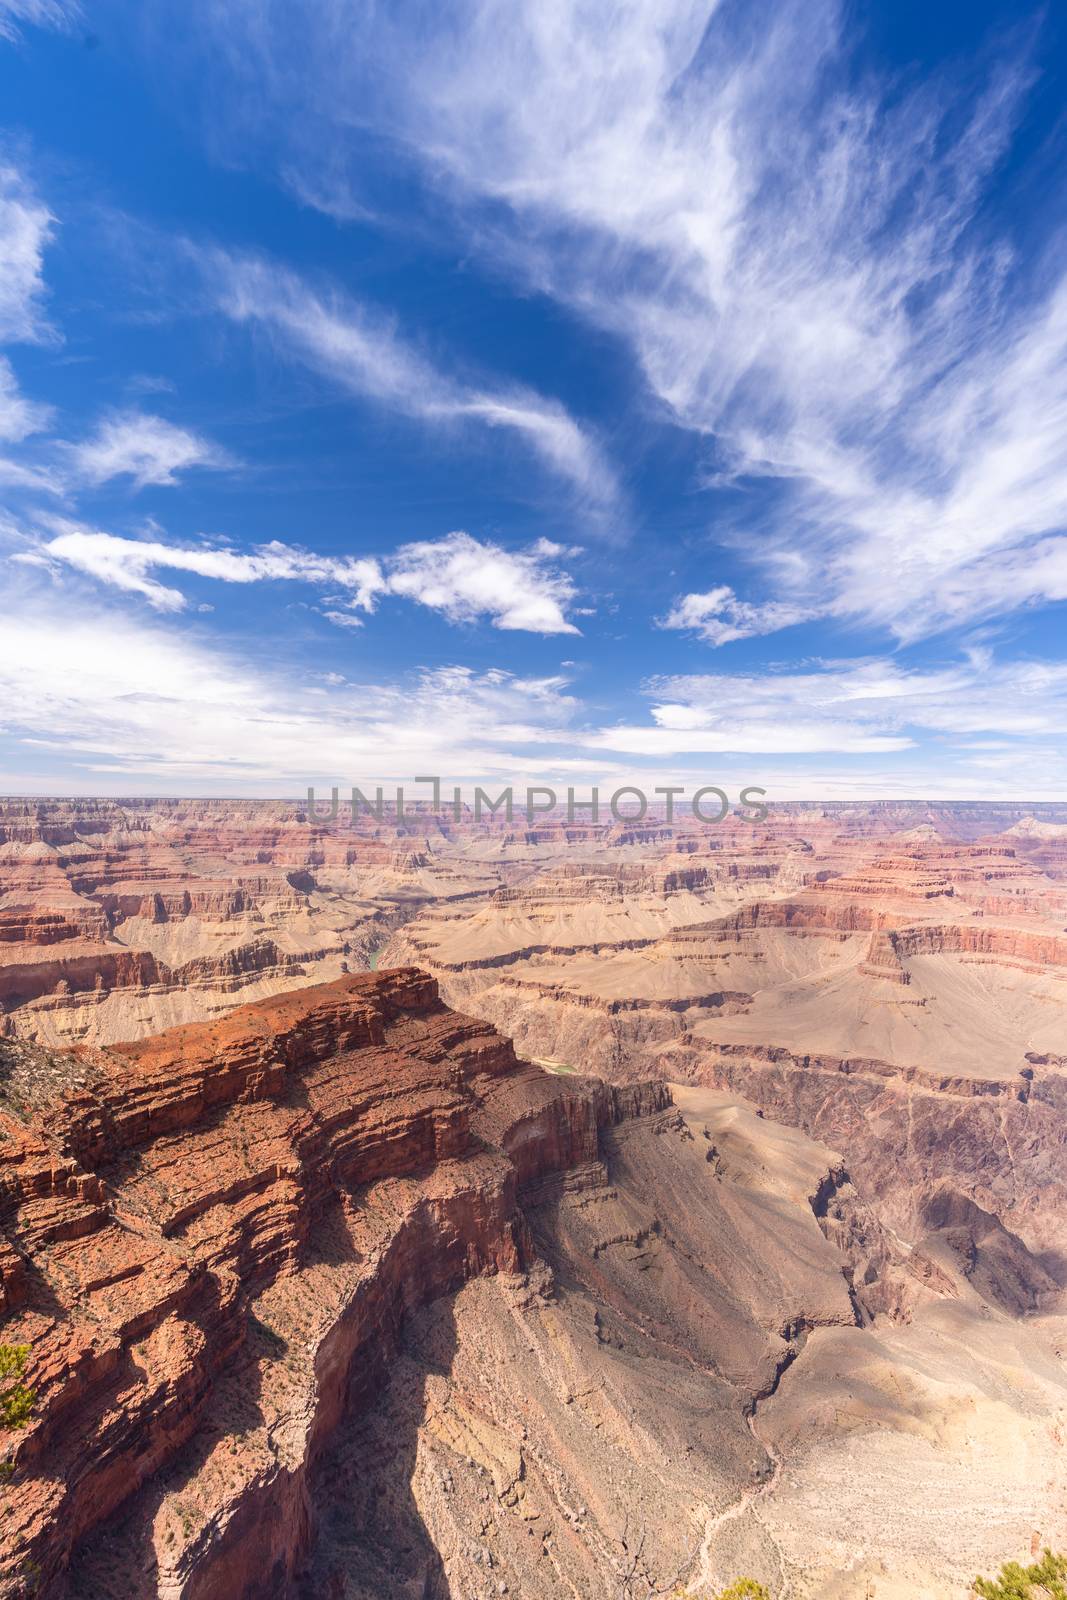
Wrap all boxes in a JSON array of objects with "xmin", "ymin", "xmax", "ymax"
[{"xmin": 686, "ymin": 1041, "xmax": 1067, "ymax": 1267}]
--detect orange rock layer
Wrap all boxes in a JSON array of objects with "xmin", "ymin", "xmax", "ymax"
[{"xmin": 0, "ymin": 971, "xmax": 668, "ymax": 1599}]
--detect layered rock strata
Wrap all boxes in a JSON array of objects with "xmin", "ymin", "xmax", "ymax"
[
  {"xmin": 0, "ymin": 971, "xmax": 678, "ymax": 1597},
  {"xmin": 0, "ymin": 969, "xmax": 1064, "ymax": 1598}
]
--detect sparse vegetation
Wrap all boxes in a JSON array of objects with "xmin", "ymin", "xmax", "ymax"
[
  {"xmin": 975, "ymin": 1550, "xmax": 1067, "ymax": 1599},
  {"xmin": 667, "ymin": 1580, "xmax": 772, "ymax": 1600},
  {"xmin": 18, "ymin": 1558, "xmax": 41, "ymax": 1596},
  {"xmin": 174, "ymin": 1499, "xmax": 203, "ymax": 1539},
  {"xmin": 248, "ymin": 1312, "xmax": 288, "ymax": 1358},
  {"xmin": 0, "ymin": 1345, "xmax": 34, "ymax": 1430},
  {"xmin": 681, "ymin": 1562, "xmax": 1067, "ymax": 1600},
  {"xmin": 0, "ymin": 1037, "xmax": 100, "ymax": 1123}
]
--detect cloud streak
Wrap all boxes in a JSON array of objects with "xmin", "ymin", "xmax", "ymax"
[
  {"xmin": 22, "ymin": 522, "xmax": 388, "ymax": 613},
  {"xmin": 0, "ymin": 162, "xmax": 55, "ymax": 344},
  {"xmin": 0, "ymin": 163, "xmax": 64, "ymax": 491},
  {"xmin": 0, "ymin": 0, "xmax": 79, "ymax": 41},
  {"xmin": 587, "ymin": 654, "xmax": 1067, "ymax": 757},
  {"xmin": 20, "ymin": 523, "xmax": 582, "ymax": 632},
  {"xmin": 207, "ymin": 250, "xmax": 620, "ymax": 521},
  {"xmin": 0, "ymin": 353, "xmax": 51, "ymax": 444}
]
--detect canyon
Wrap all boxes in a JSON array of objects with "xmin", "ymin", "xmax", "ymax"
[{"xmin": 1, "ymin": 798, "xmax": 1066, "ymax": 1598}]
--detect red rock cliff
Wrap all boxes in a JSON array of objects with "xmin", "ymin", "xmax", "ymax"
[{"xmin": 0, "ymin": 970, "xmax": 668, "ymax": 1599}]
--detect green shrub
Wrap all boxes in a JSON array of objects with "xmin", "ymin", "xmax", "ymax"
[
  {"xmin": 716, "ymin": 1582, "xmax": 772, "ymax": 1600},
  {"xmin": 0, "ymin": 1346, "xmax": 34, "ymax": 1431},
  {"xmin": 975, "ymin": 1551, "xmax": 1067, "ymax": 1600}
]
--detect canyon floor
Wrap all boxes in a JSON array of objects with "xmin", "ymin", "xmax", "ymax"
[{"xmin": 1, "ymin": 799, "xmax": 1065, "ymax": 1598}]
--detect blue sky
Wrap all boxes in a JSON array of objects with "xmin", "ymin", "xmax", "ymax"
[{"xmin": 2, "ymin": 0, "xmax": 1067, "ymax": 798}]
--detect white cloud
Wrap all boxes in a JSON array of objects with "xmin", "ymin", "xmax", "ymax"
[
  {"xmin": 0, "ymin": 353, "xmax": 50, "ymax": 442},
  {"xmin": 0, "ymin": 163, "xmax": 60, "ymax": 490},
  {"xmin": 0, "ymin": 173, "xmax": 229, "ymax": 504},
  {"xmin": 586, "ymin": 656, "xmax": 1067, "ymax": 757},
  {"xmin": 0, "ymin": 458, "xmax": 60, "ymax": 493},
  {"xmin": 0, "ymin": 595, "xmax": 579, "ymax": 790},
  {"xmin": 0, "ymin": 163, "xmax": 54, "ymax": 344},
  {"xmin": 384, "ymin": 531, "xmax": 578, "ymax": 633},
  {"xmin": 662, "ymin": 586, "xmax": 812, "ymax": 646},
  {"xmin": 68, "ymin": 411, "xmax": 232, "ymax": 489},
  {"xmin": 321, "ymin": 609, "xmax": 364, "ymax": 630},
  {"xmin": 588, "ymin": 720, "xmax": 912, "ymax": 757},
  {"xmin": 6, "ymin": 586, "xmax": 1066, "ymax": 795},
  {"xmin": 0, "ymin": 353, "xmax": 57, "ymax": 491},
  {"xmin": 21, "ymin": 523, "xmax": 580, "ymax": 633},
  {"xmin": 0, "ymin": 0, "xmax": 79, "ymax": 41},
  {"xmin": 206, "ymin": 250, "xmax": 619, "ymax": 518},
  {"xmin": 24, "ymin": 520, "xmax": 385, "ymax": 612},
  {"xmin": 181, "ymin": 0, "xmax": 1067, "ymax": 640}
]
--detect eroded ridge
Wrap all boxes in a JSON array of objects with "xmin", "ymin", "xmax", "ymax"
[{"xmin": 0, "ymin": 970, "xmax": 677, "ymax": 1598}]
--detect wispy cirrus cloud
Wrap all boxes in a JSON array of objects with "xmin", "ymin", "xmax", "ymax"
[
  {"xmin": 204, "ymin": 250, "xmax": 620, "ymax": 522},
  {"xmin": 17, "ymin": 522, "xmax": 582, "ymax": 633},
  {"xmin": 0, "ymin": 353, "xmax": 51, "ymax": 443},
  {"xmin": 0, "ymin": 161, "xmax": 55, "ymax": 343},
  {"xmin": 66, "ymin": 410, "xmax": 233, "ymax": 489},
  {"xmin": 171, "ymin": 0, "xmax": 1067, "ymax": 643},
  {"xmin": 0, "ymin": 162, "xmax": 62, "ymax": 489},
  {"xmin": 0, "ymin": 0, "xmax": 79, "ymax": 41},
  {"xmin": 0, "ymin": 168, "xmax": 239, "ymax": 501},
  {"xmin": 586, "ymin": 653, "xmax": 1067, "ymax": 757}
]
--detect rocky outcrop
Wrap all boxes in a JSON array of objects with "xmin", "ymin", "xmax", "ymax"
[
  {"xmin": 857, "ymin": 927, "xmax": 911, "ymax": 983},
  {"xmin": 0, "ymin": 947, "xmax": 166, "ymax": 1009},
  {"xmin": 681, "ymin": 1038, "xmax": 1067, "ymax": 1277},
  {"xmin": 0, "ymin": 971, "xmax": 677, "ymax": 1599}
]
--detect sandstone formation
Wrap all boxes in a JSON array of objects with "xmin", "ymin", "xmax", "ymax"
[{"xmin": 0, "ymin": 970, "xmax": 661, "ymax": 1596}]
